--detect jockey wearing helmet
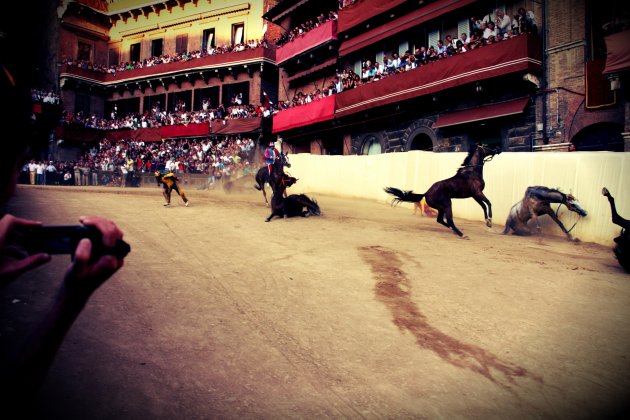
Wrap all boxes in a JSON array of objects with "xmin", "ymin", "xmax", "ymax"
[{"xmin": 264, "ymin": 141, "xmax": 278, "ymax": 176}]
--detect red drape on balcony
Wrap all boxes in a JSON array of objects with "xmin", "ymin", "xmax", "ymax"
[
  {"xmin": 337, "ymin": 0, "xmax": 407, "ymax": 34},
  {"xmin": 59, "ymin": 48, "xmax": 275, "ymax": 84},
  {"xmin": 276, "ymin": 20, "xmax": 337, "ymax": 64},
  {"xmin": 339, "ymin": 0, "xmax": 476, "ymax": 56},
  {"xmin": 105, "ymin": 128, "xmax": 163, "ymax": 142},
  {"xmin": 272, "ymin": 95, "xmax": 336, "ymax": 133},
  {"xmin": 433, "ymin": 98, "xmax": 530, "ymax": 128},
  {"xmin": 336, "ymin": 35, "xmax": 540, "ymax": 118},
  {"xmin": 210, "ymin": 118, "xmax": 262, "ymax": 134},
  {"xmin": 56, "ymin": 126, "xmax": 165, "ymax": 143},
  {"xmin": 603, "ymin": 30, "xmax": 630, "ymax": 74},
  {"xmin": 160, "ymin": 123, "xmax": 209, "ymax": 139}
]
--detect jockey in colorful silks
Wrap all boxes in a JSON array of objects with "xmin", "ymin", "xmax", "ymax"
[
  {"xmin": 264, "ymin": 142, "xmax": 278, "ymax": 176},
  {"xmin": 155, "ymin": 171, "xmax": 189, "ymax": 207}
]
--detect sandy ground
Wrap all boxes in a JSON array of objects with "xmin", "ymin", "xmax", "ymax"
[{"xmin": 1, "ymin": 180, "xmax": 629, "ymax": 419}]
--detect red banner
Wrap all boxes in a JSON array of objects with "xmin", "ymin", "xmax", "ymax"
[
  {"xmin": 276, "ymin": 20, "xmax": 337, "ymax": 64},
  {"xmin": 210, "ymin": 118, "xmax": 262, "ymax": 135},
  {"xmin": 272, "ymin": 95, "xmax": 336, "ymax": 133},
  {"xmin": 160, "ymin": 123, "xmax": 209, "ymax": 138},
  {"xmin": 59, "ymin": 47, "xmax": 276, "ymax": 84}
]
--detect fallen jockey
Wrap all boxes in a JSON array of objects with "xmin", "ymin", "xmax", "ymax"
[{"xmin": 155, "ymin": 171, "xmax": 190, "ymax": 207}]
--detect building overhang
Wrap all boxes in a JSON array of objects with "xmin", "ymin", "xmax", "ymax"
[{"xmin": 433, "ymin": 98, "xmax": 530, "ymax": 128}]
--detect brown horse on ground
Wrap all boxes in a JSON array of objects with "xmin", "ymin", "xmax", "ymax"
[
  {"xmin": 385, "ymin": 143, "xmax": 501, "ymax": 237},
  {"xmin": 502, "ymin": 186, "xmax": 587, "ymax": 241}
]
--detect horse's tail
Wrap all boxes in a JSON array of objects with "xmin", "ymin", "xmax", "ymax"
[{"xmin": 384, "ymin": 187, "xmax": 424, "ymax": 206}]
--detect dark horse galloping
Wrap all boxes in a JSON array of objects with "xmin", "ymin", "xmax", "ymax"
[
  {"xmin": 385, "ymin": 143, "xmax": 501, "ymax": 237},
  {"xmin": 254, "ymin": 152, "xmax": 291, "ymax": 206}
]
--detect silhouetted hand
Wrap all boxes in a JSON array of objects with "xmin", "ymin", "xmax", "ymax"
[
  {"xmin": 63, "ymin": 216, "xmax": 125, "ymax": 303},
  {"xmin": 0, "ymin": 215, "xmax": 51, "ymax": 286}
]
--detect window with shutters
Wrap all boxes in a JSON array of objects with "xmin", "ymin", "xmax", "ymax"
[
  {"xmin": 232, "ymin": 23, "xmax": 244, "ymax": 45},
  {"xmin": 176, "ymin": 34, "xmax": 188, "ymax": 54}
]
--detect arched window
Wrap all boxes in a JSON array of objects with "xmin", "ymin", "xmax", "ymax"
[{"xmin": 361, "ymin": 136, "xmax": 381, "ymax": 155}]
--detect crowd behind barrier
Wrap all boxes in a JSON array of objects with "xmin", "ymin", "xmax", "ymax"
[
  {"xmin": 274, "ymin": 6, "xmax": 537, "ymax": 113},
  {"xmin": 60, "ymin": 39, "xmax": 269, "ymax": 74},
  {"xmin": 20, "ymin": 136, "xmax": 262, "ymax": 188},
  {"xmin": 61, "ymin": 94, "xmax": 273, "ymax": 131},
  {"xmin": 275, "ymin": 11, "xmax": 339, "ymax": 47}
]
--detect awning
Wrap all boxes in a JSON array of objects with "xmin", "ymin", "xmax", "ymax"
[
  {"xmin": 286, "ymin": 58, "xmax": 337, "ymax": 83},
  {"xmin": 603, "ymin": 30, "xmax": 630, "ymax": 74},
  {"xmin": 433, "ymin": 98, "xmax": 530, "ymax": 128},
  {"xmin": 339, "ymin": 0, "xmax": 475, "ymax": 56},
  {"xmin": 264, "ymin": 0, "xmax": 310, "ymax": 22},
  {"xmin": 586, "ymin": 59, "xmax": 617, "ymax": 109},
  {"xmin": 337, "ymin": 0, "xmax": 408, "ymax": 34},
  {"xmin": 335, "ymin": 35, "xmax": 540, "ymax": 118}
]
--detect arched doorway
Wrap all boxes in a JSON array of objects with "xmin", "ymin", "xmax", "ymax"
[
  {"xmin": 361, "ymin": 135, "xmax": 382, "ymax": 155},
  {"xmin": 571, "ymin": 122, "xmax": 624, "ymax": 151},
  {"xmin": 408, "ymin": 133, "xmax": 433, "ymax": 151},
  {"xmin": 403, "ymin": 122, "xmax": 436, "ymax": 151}
]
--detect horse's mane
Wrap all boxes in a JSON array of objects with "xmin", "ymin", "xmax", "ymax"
[
  {"xmin": 460, "ymin": 144, "xmax": 478, "ymax": 167},
  {"xmin": 526, "ymin": 185, "xmax": 565, "ymax": 198}
]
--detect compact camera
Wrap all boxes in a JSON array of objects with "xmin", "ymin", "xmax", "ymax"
[{"xmin": 22, "ymin": 225, "xmax": 131, "ymax": 261}]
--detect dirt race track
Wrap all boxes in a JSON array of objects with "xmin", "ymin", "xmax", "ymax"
[{"xmin": 2, "ymin": 181, "xmax": 630, "ymax": 419}]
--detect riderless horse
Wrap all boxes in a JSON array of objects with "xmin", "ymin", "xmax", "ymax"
[
  {"xmin": 502, "ymin": 186, "xmax": 587, "ymax": 240},
  {"xmin": 602, "ymin": 187, "xmax": 629, "ymax": 272},
  {"xmin": 385, "ymin": 143, "xmax": 500, "ymax": 237},
  {"xmin": 255, "ymin": 151, "xmax": 291, "ymax": 206}
]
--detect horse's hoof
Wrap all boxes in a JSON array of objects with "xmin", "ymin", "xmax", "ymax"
[
  {"xmin": 461, "ymin": 235, "xmax": 470, "ymax": 240},
  {"xmin": 283, "ymin": 215, "xmax": 288, "ymax": 219},
  {"xmin": 486, "ymin": 219, "xmax": 492, "ymax": 227},
  {"xmin": 602, "ymin": 187, "xmax": 609, "ymax": 196}
]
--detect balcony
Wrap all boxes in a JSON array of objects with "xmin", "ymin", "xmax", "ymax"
[
  {"xmin": 339, "ymin": 0, "xmax": 476, "ymax": 56},
  {"xmin": 335, "ymin": 34, "xmax": 541, "ymax": 118},
  {"xmin": 59, "ymin": 47, "xmax": 276, "ymax": 87},
  {"xmin": 276, "ymin": 20, "xmax": 338, "ymax": 65},
  {"xmin": 272, "ymin": 95, "xmax": 336, "ymax": 133}
]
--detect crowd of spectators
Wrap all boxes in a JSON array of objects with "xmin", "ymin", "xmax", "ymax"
[
  {"xmin": 275, "ymin": 7, "xmax": 537, "ymax": 113},
  {"xmin": 60, "ymin": 39, "xmax": 269, "ymax": 74},
  {"xmin": 275, "ymin": 11, "xmax": 338, "ymax": 47},
  {"xmin": 19, "ymin": 136, "xmax": 260, "ymax": 187},
  {"xmin": 338, "ymin": 0, "xmax": 359, "ymax": 9},
  {"xmin": 30, "ymin": 88, "xmax": 61, "ymax": 104},
  {"xmin": 60, "ymin": 94, "xmax": 269, "ymax": 130}
]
